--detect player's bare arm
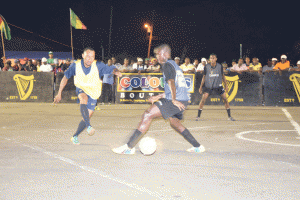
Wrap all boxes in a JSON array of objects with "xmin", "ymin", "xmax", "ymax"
[
  {"xmin": 168, "ymin": 79, "xmax": 185, "ymax": 111},
  {"xmin": 199, "ymin": 75, "xmax": 206, "ymax": 94},
  {"xmin": 222, "ymin": 74, "xmax": 228, "ymax": 93},
  {"xmin": 53, "ymin": 76, "xmax": 69, "ymax": 104}
]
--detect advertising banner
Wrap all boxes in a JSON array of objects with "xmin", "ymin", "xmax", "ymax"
[
  {"xmin": 0, "ymin": 71, "xmax": 54, "ymax": 102},
  {"xmin": 115, "ymin": 73, "xmax": 195, "ymax": 104},
  {"xmin": 264, "ymin": 71, "xmax": 300, "ymax": 106}
]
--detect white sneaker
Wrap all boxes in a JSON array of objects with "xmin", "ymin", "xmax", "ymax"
[
  {"xmin": 186, "ymin": 145, "xmax": 205, "ymax": 153},
  {"xmin": 112, "ymin": 144, "xmax": 135, "ymax": 155}
]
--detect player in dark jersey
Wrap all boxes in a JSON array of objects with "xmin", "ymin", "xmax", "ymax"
[
  {"xmin": 196, "ymin": 54, "xmax": 235, "ymax": 121},
  {"xmin": 112, "ymin": 44, "xmax": 205, "ymax": 154}
]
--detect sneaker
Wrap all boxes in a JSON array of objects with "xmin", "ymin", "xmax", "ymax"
[
  {"xmin": 71, "ymin": 136, "xmax": 80, "ymax": 145},
  {"xmin": 228, "ymin": 117, "xmax": 236, "ymax": 121},
  {"xmin": 95, "ymin": 106, "xmax": 101, "ymax": 110},
  {"xmin": 87, "ymin": 126, "xmax": 95, "ymax": 136},
  {"xmin": 195, "ymin": 117, "xmax": 200, "ymax": 121},
  {"xmin": 186, "ymin": 145, "xmax": 205, "ymax": 153},
  {"xmin": 112, "ymin": 144, "xmax": 136, "ymax": 155}
]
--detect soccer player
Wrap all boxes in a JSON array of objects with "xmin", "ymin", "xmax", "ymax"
[
  {"xmin": 53, "ymin": 47, "xmax": 122, "ymax": 144},
  {"xmin": 112, "ymin": 44, "xmax": 205, "ymax": 154},
  {"xmin": 196, "ymin": 54, "xmax": 235, "ymax": 121}
]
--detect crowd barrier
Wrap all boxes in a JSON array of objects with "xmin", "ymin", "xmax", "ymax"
[
  {"xmin": 0, "ymin": 71, "xmax": 54, "ymax": 102},
  {"xmin": 264, "ymin": 71, "xmax": 300, "ymax": 106},
  {"xmin": 1, "ymin": 71, "xmax": 299, "ymax": 106}
]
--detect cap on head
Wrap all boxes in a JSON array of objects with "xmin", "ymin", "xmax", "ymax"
[
  {"xmin": 49, "ymin": 51, "xmax": 53, "ymax": 55},
  {"xmin": 138, "ymin": 58, "xmax": 143, "ymax": 62},
  {"xmin": 297, "ymin": 60, "xmax": 300, "ymax": 65},
  {"xmin": 272, "ymin": 58, "xmax": 278, "ymax": 61},
  {"xmin": 281, "ymin": 55, "xmax": 287, "ymax": 59},
  {"xmin": 14, "ymin": 59, "xmax": 19, "ymax": 63},
  {"xmin": 201, "ymin": 58, "xmax": 207, "ymax": 62},
  {"xmin": 151, "ymin": 58, "xmax": 157, "ymax": 62},
  {"xmin": 175, "ymin": 57, "xmax": 180, "ymax": 60},
  {"xmin": 42, "ymin": 57, "xmax": 47, "ymax": 62}
]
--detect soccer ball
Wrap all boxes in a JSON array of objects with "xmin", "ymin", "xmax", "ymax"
[{"xmin": 139, "ymin": 137, "xmax": 157, "ymax": 156}]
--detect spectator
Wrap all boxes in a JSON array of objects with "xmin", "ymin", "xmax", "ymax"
[
  {"xmin": 222, "ymin": 62, "xmax": 230, "ymax": 74},
  {"xmin": 40, "ymin": 57, "xmax": 53, "ymax": 72},
  {"xmin": 196, "ymin": 58, "xmax": 207, "ymax": 73},
  {"xmin": 47, "ymin": 51, "xmax": 55, "ymax": 67},
  {"xmin": 12, "ymin": 59, "xmax": 22, "ymax": 71},
  {"xmin": 61, "ymin": 58, "xmax": 71, "ymax": 72},
  {"xmin": 118, "ymin": 58, "xmax": 131, "ymax": 73},
  {"xmin": 193, "ymin": 59, "xmax": 199, "ymax": 68},
  {"xmin": 1, "ymin": 56, "xmax": 5, "ymax": 70},
  {"xmin": 53, "ymin": 58, "xmax": 62, "ymax": 75},
  {"xmin": 273, "ymin": 55, "xmax": 290, "ymax": 71},
  {"xmin": 132, "ymin": 58, "xmax": 147, "ymax": 73},
  {"xmin": 249, "ymin": 57, "xmax": 262, "ymax": 72},
  {"xmin": 20, "ymin": 57, "xmax": 29, "ymax": 71},
  {"xmin": 180, "ymin": 57, "xmax": 195, "ymax": 73},
  {"xmin": 145, "ymin": 58, "xmax": 150, "ymax": 67},
  {"xmin": 112, "ymin": 57, "xmax": 122, "ymax": 69},
  {"xmin": 36, "ymin": 59, "xmax": 42, "ymax": 72},
  {"xmin": 290, "ymin": 60, "xmax": 300, "ymax": 71},
  {"xmin": 26, "ymin": 59, "xmax": 37, "ymax": 72},
  {"xmin": 99, "ymin": 59, "xmax": 114, "ymax": 105},
  {"xmin": 245, "ymin": 57, "xmax": 251, "ymax": 69},
  {"xmin": 174, "ymin": 57, "xmax": 180, "ymax": 66},
  {"xmin": 228, "ymin": 60, "xmax": 236, "ymax": 71},
  {"xmin": 147, "ymin": 58, "xmax": 161, "ymax": 73},
  {"xmin": 271, "ymin": 58, "xmax": 278, "ymax": 67},
  {"xmin": 262, "ymin": 59, "xmax": 274, "ymax": 73},
  {"xmin": 231, "ymin": 58, "xmax": 248, "ymax": 73},
  {"xmin": 130, "ymin": 59, "xmax": 135, "ymax": 67},
  {"xmin": 2, "ymin": 60, "xmax": 13, "ymax": 71}
]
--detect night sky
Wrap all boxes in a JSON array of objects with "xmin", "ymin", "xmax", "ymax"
[{"xmin": 1, "ymin": 0, "xmax": 299, "ymax": 65}]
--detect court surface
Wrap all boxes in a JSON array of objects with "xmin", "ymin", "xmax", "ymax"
[{"xmin": 0, "ymin": 103, "xmax": 299, "ymax": 200}]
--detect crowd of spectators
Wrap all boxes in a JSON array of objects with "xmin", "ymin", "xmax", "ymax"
[{"xmin": 2, "ymin": 51, "xmax": 300, "ymax": 74}]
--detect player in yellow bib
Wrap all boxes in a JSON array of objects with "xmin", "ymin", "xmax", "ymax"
[{"xmin": 53, "ymin": 47, "xmax": 122, "ymax": 144}]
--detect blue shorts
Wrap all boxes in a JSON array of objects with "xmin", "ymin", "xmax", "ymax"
[{"xmin": 76, "ymin": 87, "xmax": 97, "ymax": 111}]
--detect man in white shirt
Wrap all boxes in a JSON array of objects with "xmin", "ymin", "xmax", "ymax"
[
  {"xmin": 132, "ymin": 58, "xmax": 147, "ymax": 73},
  {"xmin": 231, "ymin": 58, "xmax": 248, "ymax": 73},
  {"xmin": 196, "ymin": 58, "xmax": 207, "ymax": 72},
  {"xmin": 39, "ymin": 57, "xmax": 53, "ymax": 72}
]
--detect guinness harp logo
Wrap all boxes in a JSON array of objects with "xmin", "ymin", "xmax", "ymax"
[
  {"xmin": 222, "ymin": 75, "xmax": 239, "ymax": 102},
  {"xmin": 290, "ymin": 73, "xmax": 300, "ymax": 103},
  {"xmin": 13, "ymin": 74, "xmax": 35, "ymax": 100}
]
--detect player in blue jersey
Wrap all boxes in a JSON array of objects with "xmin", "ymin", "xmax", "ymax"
[
  {"xmin": 112, "ymin": 44, "xmax": 205, "ymax": 154},
  {"xmin": 53, "ymin": 47, "xmax": 122, "ymax": 145}
]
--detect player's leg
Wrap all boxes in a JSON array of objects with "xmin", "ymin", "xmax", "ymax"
[
  {"xmin": 220, "ymin": 91, "xmax": 235, "ymax": 121},
  {"xmin": 169, "ymin": 117, "xmax": 205, "ymax": 153},
  {"xmin": 196, "ymin": 92, "xmax": 210, "ymax": 121},
  {"xmin": 112, "ymin": 104, "xmax": 162, "ymax": 154},
  {"xmin": 71, "ymin": 109, "xmax": 94, "ymax": 145},
  {"xmin": 78, "ymin": 92, "xmax": 96, "ymax": 135}
]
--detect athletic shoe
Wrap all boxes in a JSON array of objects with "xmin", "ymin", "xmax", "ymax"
[
  {"xmin": 71, "ymin": 136, "xmax": 80, "ymax": 145},
  {"xmin": 87, "ymin": 126, "xmax": 95, "ymax": 136},
  {"xmin": 195, "ymin": 117, "xmax": 200, "ymax": 121},
  {"xmin": 95, "ymin": 106, "xmax": 101, "ymax": 110},
  {"xmin": 228, "ymin": 117, "xmax": 236, "ymax": 121},
  {"xmin": 186, "ymin": 145, "xmax": 205, "ymax": 153},
  {"xmin": 112, "ymin": 144, "xmax": 136, "ymax": 155}
]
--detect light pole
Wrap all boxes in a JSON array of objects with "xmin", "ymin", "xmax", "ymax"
[{"xmin": 144, "ymin": 24, "xmax": 153, "ymax": 59}]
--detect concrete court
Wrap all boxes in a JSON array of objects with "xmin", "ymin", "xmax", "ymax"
[{"xmin": 0, "ymin": 103, "xmax": 299, "ymax": 200}]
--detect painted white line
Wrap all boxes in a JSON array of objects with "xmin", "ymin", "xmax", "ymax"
[
  {"xmin": 282, "ymin": 108, "xmax": 300, "ymax": 136},
  {"xmin": 148, "ymin": 123, "xmax": 271, "ymax": 133},
  {"xmin": 236, "ymin": 130, "xmax": 300, "ymax": 147},
  {"xmin": 4, "ymin": 139, "xmax": 166, "ymax": 200}
]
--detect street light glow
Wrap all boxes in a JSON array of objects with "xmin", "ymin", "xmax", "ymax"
[{"xmin": 144, "ymin": 24, "xmax": 149, "ymax": 28}]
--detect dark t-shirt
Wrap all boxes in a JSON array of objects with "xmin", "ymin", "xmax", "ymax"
[
  {"xmin": 27, "ymin": 64, "xmax": 37, "ymax": 71},
  {"xmin": 61, "ymin": 63, "xmax": 70, "ymax": 72},
  {"xmin": 162, "ymin": 60, "xmax": 176, "ymax": 82}
]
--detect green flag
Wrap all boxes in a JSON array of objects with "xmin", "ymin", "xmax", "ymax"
[{"xmin": 0, "ymin": 15, "xmax": 11, "ymax": 40}]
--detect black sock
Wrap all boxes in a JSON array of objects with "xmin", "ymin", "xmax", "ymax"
[
  {"xmin": 127, "ymin": 129, "xmax": 143, "ymax": 148},
  {"xmin": 197, "ymin": 109, "xmax": 202, "ymax": 117},
  {"xmin": 227, "ymin": 109, "xmax": 231, "ymax": 117},
  {"xmin": 73, "ymin": 120, "xmax": 86, "ymax": 137},
  {"xmin": 179, "ymin": 129, "xmax": 200, "ymax": 147},
  {"xmin": 80, "ymin": 104, "xmax": 90, "ymax": 127}
]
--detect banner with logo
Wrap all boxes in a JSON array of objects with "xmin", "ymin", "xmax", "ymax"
[
  {"xmin": 264, "ymin": 71, "xmax": 300, "ymax": 106},
  {"xmin": 116, "ymin": 73, "xmax": 195, "ymax": 104},
  {"xmin": 0, "ymin": 71, "xmax": 54, "ymax": 102},
  {"xmin": 193, "ymin": 72, "xmax": 263, "ymax": 106}
]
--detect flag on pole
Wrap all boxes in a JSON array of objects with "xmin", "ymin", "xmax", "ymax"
[
  {"xmin": 0, "ymin": 15, "xmax": 11, "ymax": 40},
  {"xmin": 70, "ymin": 9, "xmax": 87, "ymax": 30}
]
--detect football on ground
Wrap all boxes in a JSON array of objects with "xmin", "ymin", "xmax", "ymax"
[{"xmin": 139, "ymin": 137, "xmax": 157, "ymax": 156}]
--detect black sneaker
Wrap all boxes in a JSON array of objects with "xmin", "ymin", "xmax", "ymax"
[{"xmin": 228, "ymin": 117, "xmax": 235, "ymax": 121}]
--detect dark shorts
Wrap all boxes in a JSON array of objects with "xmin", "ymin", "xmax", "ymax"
[
  {"xmin": 203, "ymin": 86, "xmax": 225, "ymax": 95},
  {"xmin": 76, "ymin": 87, "xmax": 97, "ymax": 111},
  {"xmin": 154, "ymin": 98, "xmax": 188, "ymax": 120}
]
